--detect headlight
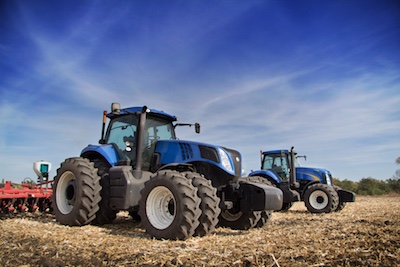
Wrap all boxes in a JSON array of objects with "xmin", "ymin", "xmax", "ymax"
[
  {"xmin": 218, "ymin": 148, "xmax": 233, "ymax": 172},
  {"xmin": 326, "ymin": 172, "xmax": 332, "ymax": 186}
]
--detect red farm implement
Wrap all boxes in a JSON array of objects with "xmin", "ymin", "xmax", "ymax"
[
  {"xmin": 0, "ymin": 180, "xmax": 52, "ymax": 213},
  {"xmin": 0, "ymin": 161, "xmax": 53, "ymax": 214}
]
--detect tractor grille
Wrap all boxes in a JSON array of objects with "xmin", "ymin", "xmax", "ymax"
[
  {"xmin": 199, "ymin": 145, "xmax": 219, "ymax": 163},
  {"xmin": 179, "ymin": 142, "xmax": 194, "ymax": 160},
  {"xmin": 224, "ymin": 147, "xmax": 242, "ymax": 176}
]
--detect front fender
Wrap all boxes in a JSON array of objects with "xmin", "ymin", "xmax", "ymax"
[{"xmin": 80, "ymin": 144, "xmax": 119, "ymax": 166}]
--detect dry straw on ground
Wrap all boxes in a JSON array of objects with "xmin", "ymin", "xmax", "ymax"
[{"xmin": 1, "ymin": 195, "xmax": 399, "ymax": 267}]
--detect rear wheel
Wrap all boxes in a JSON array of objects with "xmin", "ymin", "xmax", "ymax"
[
  {"xmin": 138, "ymin": 170, "xmax": 201, "ymax": 240},
  {"xmin": 304, "ymin": 184, "xmax": 339, "ymax": 213},
  {"xmin": 90, "ymin": 159, "xmax": 117, "ymax": 225},
  {"xmin": 52, "ymin": 157, "xmax": 101, "ymax": 226},
  {"xmin": 183, "ymin": 172, "xmax": 221, "ymax": 236}
]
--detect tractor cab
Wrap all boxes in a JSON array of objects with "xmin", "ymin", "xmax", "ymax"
[
  {"xmin": 104, "ymin": 108, "xmax": 176, "ymax": 169},
  {"xmin": 262, "ymin": 150, "xmax": 291, "ymax": 181},
  {"xmin": 261, "ymin": 148, "xmax": 299, "ymax": 190},
  {"xmin": 98, "ymin": 103, "xmax": 200, "ymax": 171}
]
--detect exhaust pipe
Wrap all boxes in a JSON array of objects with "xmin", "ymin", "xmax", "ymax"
[{"xmin": 290, "ymin": 147, "xmax": 299, "ymax": 189}]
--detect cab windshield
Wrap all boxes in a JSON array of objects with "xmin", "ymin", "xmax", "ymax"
[
  {"xmin": 105, "ymin": 114, "xmax": 176, "ymax": 168},
  {"xmin": 262, "ymin": 153, "xmax": 290, "ymax": 181}
]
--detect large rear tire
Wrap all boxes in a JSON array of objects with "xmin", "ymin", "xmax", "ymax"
[
  {"xmin": 91, "ymin": 159, "xmax": 117, "ymax": 225},
  {"xmin": 183, "ymin": 172, "xmax": 221, "ymax": 236},
  {"xmin": 304, "ymin": 184, "xmax": 339, "ymax": 213},
  {"xmin": 52, "ymin": 157, "xmax": 101, "ymax": 226},
  {"xmin": 138, "ymin": 170, "xmax": 201, "ymax": 240}
]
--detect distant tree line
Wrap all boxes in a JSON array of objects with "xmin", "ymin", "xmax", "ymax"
[{"xmin": 333, "ymin": 156, "xmax": 400, "ymax": 196}]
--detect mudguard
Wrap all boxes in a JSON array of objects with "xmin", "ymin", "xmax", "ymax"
[
  {"xmin": 81, "ymin": 144, "xmax": 119, "ymax": 166},
  {"xmin": 249, "ymin": 170, "xmax": 280, "ymax": 185}
]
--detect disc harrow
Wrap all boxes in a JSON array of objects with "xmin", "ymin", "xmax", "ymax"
[{"xmin": 0, "ymin": 180, "xmax": 53, "ymax": 214}]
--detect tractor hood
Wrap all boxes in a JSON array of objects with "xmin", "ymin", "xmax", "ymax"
[
  {"xmin": 296, "ymin": 167, "xmax": 332, "ymax": 185},
  {"xmin": 154, "ymin": 140, "xmax": 242, "ymax": 177}
]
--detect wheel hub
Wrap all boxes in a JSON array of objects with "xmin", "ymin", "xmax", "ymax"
[
  {"xmin": 309, "ymin": 190, "xmax": 328, "ymax": 210},
  {"xmin": 56, "ymin": 171, "xmax": 76, "ymax": 214},
  {"xmin": 66, "ymin": 180, "xmax": 76, "ymax": 205},
  {"xmin": 146, "ymin": 186, "xmax": 176, "ymax": 230}
]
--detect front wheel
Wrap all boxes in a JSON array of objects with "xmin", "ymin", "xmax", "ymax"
[
  {"xmin": 241, "ymin": 176, "xmax": 274, "ymax": 228},
  {"xmin": 218, "ymin": 210, "xmax": 261, "ymax": 230},
  {"xmin": 303, "ymin": 184, "xmax": 339, "ymax": 213},
  {"xmin": 333, "ymin": 185, "xmax": 346, "ymax": 212},
  {"xmin": 280, "ymin": 201, "xmax": 293, "ymax": 212},
  {"xmin": 138, "ymin": 170, "xmax": 201, "ymax": 240},
  {"xmin": 52, "ymin": 157, "xmax": 101, "ymax": 226},
  {"xmin": 183, "ymin": 172, "xmax": 221, "ymax": 237},
  {"xmin": 91, "ymin": 159, "xmax": 117, "ymax": 225}
]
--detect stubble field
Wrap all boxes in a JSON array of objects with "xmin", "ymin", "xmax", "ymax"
[{"xmin": 0, "ymin": 195, "xmax": 399, "ymax": 267}]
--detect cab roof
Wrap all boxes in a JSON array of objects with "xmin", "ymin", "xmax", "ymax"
[
  {"xmin": 107, "ymin": 106, "xmax": 178, "ymax": 121},
  {"xmin": 262, "ymin": 149, "xmax": 289, "ymax": 155}
]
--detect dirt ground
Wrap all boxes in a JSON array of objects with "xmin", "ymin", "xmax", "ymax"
[{"xmin": 1, "ymin": 195, "xmax": 399, "ymax": 267}]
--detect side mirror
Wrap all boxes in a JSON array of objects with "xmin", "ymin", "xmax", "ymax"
[
  {"xmin": 111, "ymin": 103, "xmax": 121, "ymax": 115},
  {"xmin": 195, "ymin": 123, "xmax": 200, "ymax": 134}
]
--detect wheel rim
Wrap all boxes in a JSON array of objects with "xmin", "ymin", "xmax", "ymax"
[
  {"xmin": 309, "ymin": 190, "xmax": 328, "ymax": 210},
  {"xmin": 146, "ymin": 186, "xmax": 176, "ymax": 230},
  {"xmin": 220, "ymin": 210, "xmax": 243, "ymax": 222},
  {"xmin": 56, "ymin": 171, "xmax": 76, "ymax": 214}
]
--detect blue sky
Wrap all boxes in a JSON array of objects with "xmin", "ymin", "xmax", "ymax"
[{"xmin": 1, "ymin": 1, "xmax": 399, "ymax": 183}]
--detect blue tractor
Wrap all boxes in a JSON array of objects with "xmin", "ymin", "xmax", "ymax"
[
  {"xmin": 52, "ymin": 103, "xmax": 283, "ymax": 239},
  {"xmin": 249, "ymin": 147, "xmax": 356, "ymax": 213}
]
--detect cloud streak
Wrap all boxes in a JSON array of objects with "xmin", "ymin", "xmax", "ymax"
[{"xmin": 1, "ymin": 1, "xmax": 399, "ymax": 182}]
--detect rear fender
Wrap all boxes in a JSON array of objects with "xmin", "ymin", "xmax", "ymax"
[
  {"xmin": 81, "ymin": 145, "xmax": 119, "ymax": 166},
  {"xmin": 249, "ymin": 170, "xmax": 280, "ymax": 185}
]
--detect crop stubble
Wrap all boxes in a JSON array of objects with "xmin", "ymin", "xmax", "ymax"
[{"xmin": 0, "ymin": 195, "xmax": 399, "ymax": 266}]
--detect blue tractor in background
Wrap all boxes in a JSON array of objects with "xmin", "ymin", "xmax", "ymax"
[
  {"xmin": 52, "ymin": 103, "xmax": 283, "ymax": 240},
  {"xmin": 249, "ymin": 147, "xmax": 356, "ymax": 213}
]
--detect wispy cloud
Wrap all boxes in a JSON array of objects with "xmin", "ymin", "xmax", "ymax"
[{"xmin": 1, "ymin": 1, "xmax": 399, "ymax": 182}]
